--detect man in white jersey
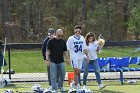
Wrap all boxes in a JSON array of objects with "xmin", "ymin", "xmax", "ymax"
[{"xmin": 67, "ymin": 25, "xmax": 89, "ymax": 90}]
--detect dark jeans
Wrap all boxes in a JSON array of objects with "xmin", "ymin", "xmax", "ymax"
[
  {"xmin": 0, "ymin": 55, "xmax": 7, "ymax": 66},
  {"xmin": 0, "ymin": 66, "xmax": 1, "ymax": 74},
  {"xmin": 47, "ymin": 66, "xmax": 51, "ymax": 85}
]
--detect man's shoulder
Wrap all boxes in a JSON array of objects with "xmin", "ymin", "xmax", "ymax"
[
  {"xmin": 61, "ymin": 39, "xmax": 66, "ymax": 43},
  {"xmin": 68, "ymin": 35, "xmax": 74, "ymax": 40},
  {"xmin": 47, "ymin": 38, "xmax": 54, "ymax": 43},
  {"xmin": 80, "ymin": 35, "xmax": 84, "ymax": 39},
  {"xmin": 49, "ymin": 38, "xmax": 56, "ymax": 41},
  {"xmin": 43, "ymin": 37, "xmax": 50, "ymax": 42}
]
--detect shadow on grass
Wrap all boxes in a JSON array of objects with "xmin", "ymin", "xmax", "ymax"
[
  {"xmin": 4, "ymin": 84, "xmax": 31, "ymax": 89},
  {"xmin": 94, "ymin": 89, "xmax": 125, "ymax": 93},
  {"xmin": 86, "ymin": 80, "xmax": 140, "ymax": 86},
  {"xmin": 105, "ymin": 82, "xmax": 140, "ymax": 86},
  {"xmin": 4, "ymin": 84, "xmax": 16, "ymax": 88},
  {"xmin": 64, "ymin": 89, "xmax": 125, "ymax": 93}
]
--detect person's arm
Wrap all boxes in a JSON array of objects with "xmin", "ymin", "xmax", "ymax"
[
  {"xmin": 97, "ymin": 46, "xmax": 102, "ymax": 52},
  {"xmin": 45, "ymin": 49, "xmax": 50, "ymax": 66},
  {"xmin": 83, "ymin": 36, "xmax": 89, "ymax": 62},
  {"xmin": 45, "ymin": 39, "xmax": 51, "ymax": 66},
  {"xmin": 0, "ymin": 40, "xmax": 3, "ymax": 54},
  {"xmin": 64, "ymin": 40, "xmax": 70, "ymax": 65},
  {"xmin": 64, "ymin": 51, "xmax": 70, "ymax": 66},
  {"xmin": 66, "ymin": 36, "xmax": 73, "ymax": 51},
  {"xmin": 42, "ymin": 37, "xmax": 49, "ymax": 60},
  {"xmin": 84, "ymin": 49, "xmax": 89, "ymax": 60},
  {"xmin": 97, "ymin": 39, "xmax": 105, "ymax": 52}
]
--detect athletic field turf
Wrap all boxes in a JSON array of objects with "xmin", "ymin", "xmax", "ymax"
[{"xmin": 0, "ymin": 80, "xmax": 140, "ymax": 93}]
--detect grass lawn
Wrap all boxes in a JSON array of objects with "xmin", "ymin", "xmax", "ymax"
[
  {"xmin": 0, "ymin": 80, "xmax": 140, "ymax": 93},
  {"xmin": 3, "ymin": 47, "xmax": 140, "ymax": 73},
  {"xmin": 1, "ymin": 47, "xmax": 140, "ymax": 93}
]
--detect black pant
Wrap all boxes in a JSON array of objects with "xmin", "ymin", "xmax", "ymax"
[{"xmin": 0, "ymin": 55, "xmax": 7, "ymax": 67}]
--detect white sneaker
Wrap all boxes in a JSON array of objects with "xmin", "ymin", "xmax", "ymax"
[
  {"xmin": 51, "ymin": 89, "xmax": 58, "ymax": 93},
  {"xmin": 83, "ymin": 85, "xmax": 91, "ymax": 92},
  {"xmin": 83, "ymin": 85, "xmax": 87, "ymax": 90},
  {"xmin": 70, "ymin": 81, "xmax": 75, "ymax": 89},
  {"xmin": 48, "ymin": 86, "xmax": 52, "ymax": 90},
  {"xmin": 59, "ymin": 87, "xmax": 66, "ymax": 92},
  {"xmin": 68, "ymin": 88, "xmax": 76, "ymax": 93},
  {"xmin": 76, "ymin": 84, "xmax": 81, "ymax": 90},
  {"xmin": 99, "ymin": 84, "xmax": 106, "ymax": 90}
]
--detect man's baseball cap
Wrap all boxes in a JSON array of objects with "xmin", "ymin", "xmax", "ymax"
[{"xmin": 48, "ymin": 28, "xmax": 55, "ymax": 34}]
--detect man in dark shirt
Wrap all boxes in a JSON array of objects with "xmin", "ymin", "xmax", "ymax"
[
  {"xmin": 46, "ymin": 29, "xmax": 70, "ymax": 92},
  {"xmin": 42, "ymin": 28, "xmax": 55, "ymax": 90},
  {"xmin": 0, "ymin": 40, "xmax": 7, "ymax": 73},
  {"xmin": 0, "ymin": 40, "xmax": 2, "ymax": 55}
]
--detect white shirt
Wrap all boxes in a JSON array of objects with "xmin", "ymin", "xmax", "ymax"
[
  {"xmin": 87, "ymin": 40, "xmax": 99, "ymax": 60},
  {"xmin": 67, "ymin": 35, "xmax": 87, "ymax": 60}
]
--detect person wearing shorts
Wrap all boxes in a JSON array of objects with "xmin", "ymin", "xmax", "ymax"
[{"xmin": 67, "ymin": 25, "xmax": 89, "ymax": 90}]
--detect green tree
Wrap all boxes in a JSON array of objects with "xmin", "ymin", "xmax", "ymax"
[{"xmin": 128, "ymin": 1, "xmax": 140, "ymax": 40}]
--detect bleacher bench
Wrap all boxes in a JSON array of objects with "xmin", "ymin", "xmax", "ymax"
[{"xmin": 81, "ymin": 57, "xmax": 140, "ymax": 84}]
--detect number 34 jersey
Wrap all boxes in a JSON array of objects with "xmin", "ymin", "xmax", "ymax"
[{"xmin": 66, "ymin": 35, "xmax": 87, "ymax": 60}]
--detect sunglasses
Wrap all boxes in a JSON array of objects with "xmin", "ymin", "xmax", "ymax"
[
  {"xmin": 75, "ymin": 29, "xmax": 81, "ymax": 33},
  {"xmin": 58, "ymin": 35, "xmax": 63, "ymax": 37}
]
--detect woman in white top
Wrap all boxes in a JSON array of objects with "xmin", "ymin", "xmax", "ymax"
[{"xmin": 83, "ymin": 32, "xmax": 106, "ymax": 90}]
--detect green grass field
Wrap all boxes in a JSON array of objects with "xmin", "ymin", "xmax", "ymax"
[
  {"xmin": 4, "ymin": 47, "xmax": 140, "ymax": 73},
  {"xmin": 0, "ymin": 47, "xmax": 140, "ymax": 92},
  {"xmin": 0, "ymin": 80, "xmax": 140, "ymax": 93}
]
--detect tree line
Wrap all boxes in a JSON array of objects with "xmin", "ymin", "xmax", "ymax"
[{"xmin": 0, "ymin": 0, "xmax": 140, "ymax": 43}]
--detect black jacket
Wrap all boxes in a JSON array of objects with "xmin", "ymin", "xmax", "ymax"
[{"xmin": 42, "ymin": 37, "xmax": 50, "ymax": 60}]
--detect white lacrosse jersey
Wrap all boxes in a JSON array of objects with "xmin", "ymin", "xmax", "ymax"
[{"xmin": 67, "ymin": 35, "xmax": 87, "ymax": 60}]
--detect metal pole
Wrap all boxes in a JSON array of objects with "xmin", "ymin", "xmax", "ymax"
[{"xmin": 8, "ymin": 47, "xmax": 11, "ymax": 79}]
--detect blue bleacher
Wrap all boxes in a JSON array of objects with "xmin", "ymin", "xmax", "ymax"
[
  {"xmin": 128, "ymin": 57, "xmax": 140, "ymax": 71},
  {"xmin": 81, "ymin": 57, "xmax": 140, "ymax": 84}
]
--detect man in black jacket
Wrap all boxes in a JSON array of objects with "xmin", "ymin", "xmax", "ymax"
[
  {"xmin": 0, "ymin": 40, "xmax": 7, "ymax": 73},
  {"xmin": 42, "ymin": 28, "xmax": 55, "ymax": 90}
]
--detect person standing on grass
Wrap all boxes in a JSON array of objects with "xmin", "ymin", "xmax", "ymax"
[
  {"xmin": 42, "ymin": 28, "xmax": 55, "ymax": 90},
  {"xmin": 66, "ymin": 25, "xmax": 89, "ymax": 90},
  {"xmin": 0, "ymin": 40, "xmax": 7, "ymax": 73},
  {"xmin": 82, "ymin": 32, "xmax": 106, "ymax": 90},
  {"xmin": 46, "ymin": 29, "xmax": 70, "ymax": 92}
]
